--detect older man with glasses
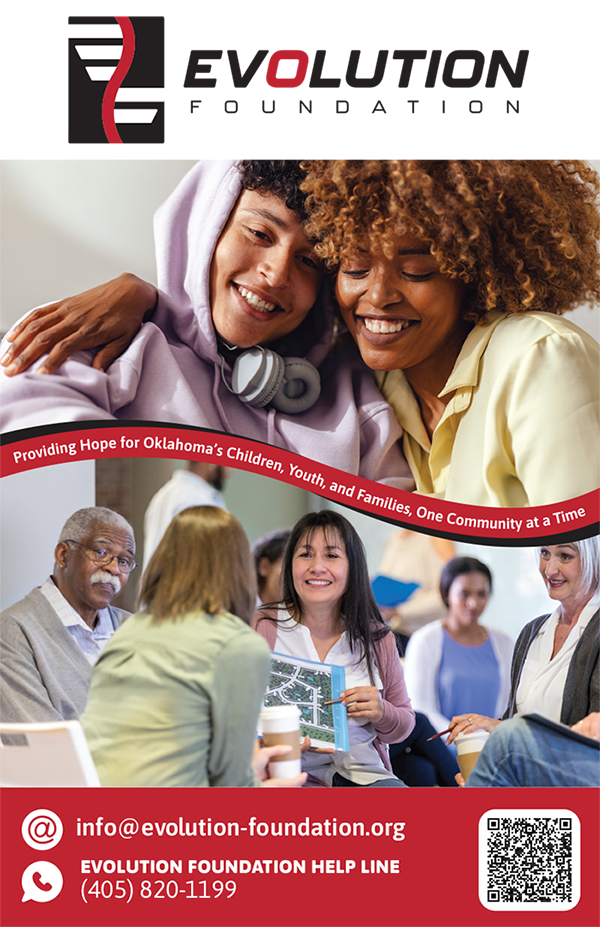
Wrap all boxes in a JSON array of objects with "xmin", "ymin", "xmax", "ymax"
[{"xmin": 0, "ymin": 506, "xmax": 135, "ymax": 722}]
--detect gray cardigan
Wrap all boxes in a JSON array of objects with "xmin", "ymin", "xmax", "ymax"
[
  {"xmin": 0, "ymin": 587, "xmax": 126, "ymax": 722},
  {"xmin": 504, "ymin": 609, "xmax": 599, "ymax": 726}
]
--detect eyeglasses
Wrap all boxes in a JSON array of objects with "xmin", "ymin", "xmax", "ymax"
[{"xmin": 65, "ymin": 540, "xmax": 137, "ymax": 573}]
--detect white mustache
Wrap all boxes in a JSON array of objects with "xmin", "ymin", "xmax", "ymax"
[{"xmin": 90, "ymin": 570, "xmax": 121, "ymax": 595}]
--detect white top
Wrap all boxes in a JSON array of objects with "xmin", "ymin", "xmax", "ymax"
[
  {"xmin": 274, "ymin": 614, "xmax": 394, "ymax": 785},
  {"xmin": 516, "ymin": 603, "xmax": 597, "ymax": 722},
  {"xmin": 403, "ymin": 619, "xmax": 514, "ymax": 733},
  {"xmin": 143, "ymin": 469, "xmax": 226, "ymax": 569},
  {"xmin": 40, "ymin": 577, "xmax": 116, "ymax": 666}
]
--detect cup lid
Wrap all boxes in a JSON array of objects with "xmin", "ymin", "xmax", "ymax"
[
  {"xmin": 454, "ymin": 729, "xmax": 490, "ymax": 743},
  {"xmin": 260, "ymin": 705, "xmax": 300, "ymax": 720}
]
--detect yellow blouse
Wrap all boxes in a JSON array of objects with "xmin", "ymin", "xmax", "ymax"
[{"xmin": 376, "ymin": 312, "xmax": 599, "ymax": 507}]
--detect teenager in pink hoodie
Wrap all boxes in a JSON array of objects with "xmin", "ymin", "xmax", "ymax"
[{"xmin": 1, "ymin": 161, "xmax": 411, "ymax": 486}]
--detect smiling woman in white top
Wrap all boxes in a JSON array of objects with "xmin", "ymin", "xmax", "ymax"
[
  {"xmin": 447, "ymin": 536, "xmax": 600, "ymax": 745},
  {"xmin": 252, "ymin": 510, "xmax": 415, "ymax": 787}
]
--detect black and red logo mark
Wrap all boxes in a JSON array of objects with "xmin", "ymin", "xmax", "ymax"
[{"xmin": 69, "ymin": 16, "xmax": 164, "ymax": 144}]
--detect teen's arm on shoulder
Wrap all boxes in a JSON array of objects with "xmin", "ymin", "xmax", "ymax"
[
  {"xmin": 0, "ymin": 351, "xmax": 118, "ymax": 432},
  {"xmin": 1, "ymin": 275, "xmax": 157, "ymax": 377},
  {"xmin": 0, "ymin": 321, "xmax": 165, "ymax": 432}
]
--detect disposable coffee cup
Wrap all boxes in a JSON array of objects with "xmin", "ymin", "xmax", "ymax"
[
  {"xmin": 454, "ymin": 729, "xmax": 490, "ymax": 780},
  {"xmin": 259, "ymin": 705, "xmax": 302, "ymax": 779}
]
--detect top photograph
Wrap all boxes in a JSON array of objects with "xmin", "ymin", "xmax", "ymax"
[{"xmin": 1, "ymin": 159, "xmax": 599, "ymax": 508}]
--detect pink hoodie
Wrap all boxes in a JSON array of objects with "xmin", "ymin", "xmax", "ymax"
[{"xmin": 0, "ymin": 161, "xmax": 413, "ymax": 486}]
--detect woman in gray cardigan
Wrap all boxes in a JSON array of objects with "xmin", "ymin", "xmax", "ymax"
[{"xmin": 447, "ymin": 536, "xmax": 599, "ymax": 743}]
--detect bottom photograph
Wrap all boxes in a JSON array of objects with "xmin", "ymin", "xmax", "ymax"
[{"xmin": 1, "ymin": 455, "xmax": 598, "ymax": 792}]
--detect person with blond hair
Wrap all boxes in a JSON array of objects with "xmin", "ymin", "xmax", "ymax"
[
  {"xmin": 448, "ymin": 537, "xmax": 599, "ymax": 787},
  {"xmin": 82, "ymin": 506, "xmax": 304, "ymax": 787}
]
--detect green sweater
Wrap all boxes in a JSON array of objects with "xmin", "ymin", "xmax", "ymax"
[{"xmin": 82, "ymin": 610, "xmax": 271, "ymax": 787}]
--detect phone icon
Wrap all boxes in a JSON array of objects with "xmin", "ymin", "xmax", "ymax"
[
  {"xmin": 32, "ymin": 871, "xmax": 53, "ymax": 892},
  {"xmin": 21, "ymin": 861, "xmax": 63, "ymax": 903}
]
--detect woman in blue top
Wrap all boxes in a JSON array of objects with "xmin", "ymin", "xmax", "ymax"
[{"xmin": 403, "ymin": 557, "xmax": 513, "ymax": 742}]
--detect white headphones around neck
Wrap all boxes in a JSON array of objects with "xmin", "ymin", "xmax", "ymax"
[{"xmin": 220, "ymin": 346, "xmax": 321, "ymax": 414}]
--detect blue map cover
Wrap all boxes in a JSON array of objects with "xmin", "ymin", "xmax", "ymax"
[{"xmin": 264, "ymin": 652, "xmax": 349, "ymax": 751}]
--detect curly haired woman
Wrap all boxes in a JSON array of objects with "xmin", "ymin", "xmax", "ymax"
[{"xmin": 301, "ymin": 160, "xmax": 599, "ymax": 506}]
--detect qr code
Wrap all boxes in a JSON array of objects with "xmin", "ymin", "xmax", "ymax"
[{"xmin": 478, "ymin": 809, "xmax": 580, "ymax": 911}]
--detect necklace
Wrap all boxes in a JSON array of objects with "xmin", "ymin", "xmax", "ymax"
[
  {"xmin": 555, "ymin": 621, "xmax": 573, "ymax": 639},
  {"xmin": 552, "ymin": 621, "xmax": 573, "ymax": 659},
  {"xmin": 443, "ymin": 621, "xmax": 488, "ymax": 645}
]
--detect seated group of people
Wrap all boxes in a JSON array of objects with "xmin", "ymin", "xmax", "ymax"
[{"xmin": 1, "ymin": 504, "xmax": 598, "ymax": 789}]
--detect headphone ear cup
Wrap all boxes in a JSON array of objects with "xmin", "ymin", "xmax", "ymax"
[
  {"xmin": 270, "ymin": 357, "xmax": 321, "ymax": 414},
  {"xmin": 230, "ymin": 348, "xmax": 285, "ymax": 407}
]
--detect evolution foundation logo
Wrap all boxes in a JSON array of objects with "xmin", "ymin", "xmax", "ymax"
[
  {"xmin": 68, "ymin": 16, "xmax": 164, "ymax": 143},
  {"xmin": 182, "ymin": 48, "xmax": 529, "ymax": 119}
]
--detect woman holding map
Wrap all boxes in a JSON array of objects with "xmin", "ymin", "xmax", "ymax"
[{"xmin": 253, "ymin": 510, "xmax": 415, "ymax": 787}]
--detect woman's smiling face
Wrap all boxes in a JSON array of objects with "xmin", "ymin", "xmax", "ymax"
[
  {"xmin": 292, "ymin": 528, "xmax": 349, "ymax": 612},
  {"xmin": 335, "ymin": 233, "xmax": 469, "ymax": 374},
  {"xmin": 538, "ymin": 544, "xmax": 587, "ymax": 608}
]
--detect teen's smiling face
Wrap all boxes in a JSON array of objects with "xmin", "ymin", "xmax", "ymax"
[
  {"xmin": 335, "ymin": 233, "xmax": 469, "ymax": 376},
  {"xmin": 292, "ymin": 529, "xmax": 349, "ymax": 613},
  {"xmin": 209, "ymin": 189, "xmax": 323, "ymax": 349}
]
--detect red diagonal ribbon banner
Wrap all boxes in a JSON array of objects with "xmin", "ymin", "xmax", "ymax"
[{"xmin": 1, "ymin": 423, "xmax": 598, "ymax": 544}]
